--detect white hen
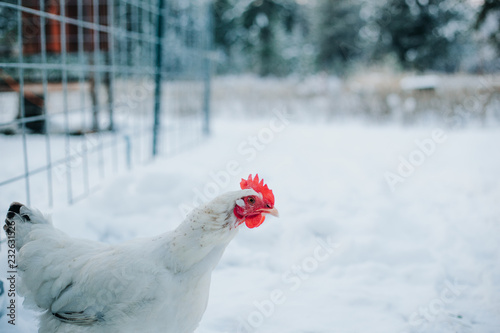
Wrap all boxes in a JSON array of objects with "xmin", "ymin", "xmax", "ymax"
[{"xmin": 3, "ymin": 174, "xmax": 278, "ymax": 333}]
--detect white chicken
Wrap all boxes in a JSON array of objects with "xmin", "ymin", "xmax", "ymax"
[{"xmin": 3, "ymin": 174, "xmax": 278, "ymax": 333}]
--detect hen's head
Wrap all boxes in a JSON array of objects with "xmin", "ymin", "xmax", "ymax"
[{"xmin": 234, "ymin": 174, "xmax": 278, "ymax": 228}]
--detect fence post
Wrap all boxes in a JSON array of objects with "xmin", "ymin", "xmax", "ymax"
[
  {"xmin": 153, "ymin": 0, "xmax": 166, "ymax": 157},
  {"xmin": 202, "ymin": 2, "xmax": 213, "ymax": 136},
  {"xmin": 17, "ymin": 0, "xmax": 31, "ymax": 206}
]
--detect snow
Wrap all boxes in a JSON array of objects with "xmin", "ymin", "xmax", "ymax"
[{"xmin": 1, "ymin": 117, "xmax": 500, "ymax": 333}]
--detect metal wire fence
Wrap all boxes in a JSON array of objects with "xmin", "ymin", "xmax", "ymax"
[{"xmin": 0, "ymin": 0, "xmax": 212, "ymax": 209}]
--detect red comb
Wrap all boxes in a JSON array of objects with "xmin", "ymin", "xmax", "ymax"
[{"xmin": 240, "ymin": 174, "xmax": 275, "ymax": 205}]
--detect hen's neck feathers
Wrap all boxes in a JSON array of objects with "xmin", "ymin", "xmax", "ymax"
[{"xmin": 156, "ymin": 189, "xmax": 257, "ymax": 274}]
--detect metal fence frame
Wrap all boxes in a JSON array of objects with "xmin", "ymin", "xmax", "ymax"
[{"xmin": 0, "ymin": 0, "xmax": 212, "ymax": 208}]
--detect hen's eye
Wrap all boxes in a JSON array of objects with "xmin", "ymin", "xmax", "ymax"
[{"xmin": 247, "ymin": 197, "xmax": 255, "ymax": 204}]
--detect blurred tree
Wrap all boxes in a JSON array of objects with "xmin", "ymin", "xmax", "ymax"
[
  {"xmin": 376, "ymin": 0, "xmax": 468, "ymax": 72},
  {"xmin": 214, "ymin": 0, "xmax": 239, "ymax": 60},
  {"xmin": 241, "ymin": 0, "xmax": 298, "ymax": 76},
  {"xmin": 211, "ymin": 0, "xmax": 488, "ymax": 76},
  {"xmin": 316, "ymin": 0, "xmax": 365, "ymax": 75},
  {"xmin": 475, "ymin": 0, "xmax": 500, "ymax": 52}
]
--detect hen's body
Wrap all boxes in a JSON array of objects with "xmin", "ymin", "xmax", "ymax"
[{"xmin": 4, "ymin": 187, "xmax": 274, "ymax": 333}]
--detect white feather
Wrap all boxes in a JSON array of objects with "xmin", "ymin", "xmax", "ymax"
[{"xmin": 7, "ymin": 189, "xmax": 259, "ymax": 333}]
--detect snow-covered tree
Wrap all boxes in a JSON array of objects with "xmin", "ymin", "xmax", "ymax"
[
  {"xmin": 316, "ymin": 0, "xmax": 366, "ymax": 75},
  {"xmin": 475, "ymin": 0, "xmax": 500, "ymax": 54},
  {"xmin": 241, "ymin": 0, "xmax": 299, "ymax": 76},
  {"xmin": 376, "ymin": 0, "xmax": 470, "ymax": 72}
]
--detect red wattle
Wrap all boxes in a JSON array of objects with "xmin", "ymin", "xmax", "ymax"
[{"xmin": 245, "ymin": 214, "xmax": 265, "ymax": 228}]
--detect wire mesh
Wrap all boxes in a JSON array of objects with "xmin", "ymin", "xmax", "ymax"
[{"xmin": 0, "ymin": 0, "xmax": 212, "ymax": 209}]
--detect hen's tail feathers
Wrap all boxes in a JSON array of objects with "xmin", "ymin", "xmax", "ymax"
[
  {"xmin": 4, "ymin": 202, "xmax": 25, "ymax": 234},
  {"xmin": 4, "ymin": 202, "xmax": 50, "ymax": 249}
]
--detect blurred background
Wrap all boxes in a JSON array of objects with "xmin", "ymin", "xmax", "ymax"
[
  {"xmin": 214, "ymin": 0, "xmax": 498, "ymax": 76},
  {"xmin": 0, "ymin": 1, "xmax": 499, "ymax": 332},
  {"xmin": 209, "ymin": 0, "xmax": 499, "ymax": 124}
]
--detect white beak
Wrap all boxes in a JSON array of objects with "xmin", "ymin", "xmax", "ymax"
[{"xmin": 262, "ymin": 207, "xmax": 279, "ymax": 218}]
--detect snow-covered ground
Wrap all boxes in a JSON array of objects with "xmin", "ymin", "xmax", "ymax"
[{"xmin": 1, "ymin": 116, "xmax": 499, "ymax": 333}]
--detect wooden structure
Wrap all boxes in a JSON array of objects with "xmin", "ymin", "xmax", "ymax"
[{"xmin": 21, "ymin": 0, "xmax": 109, "ymax": 55}]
